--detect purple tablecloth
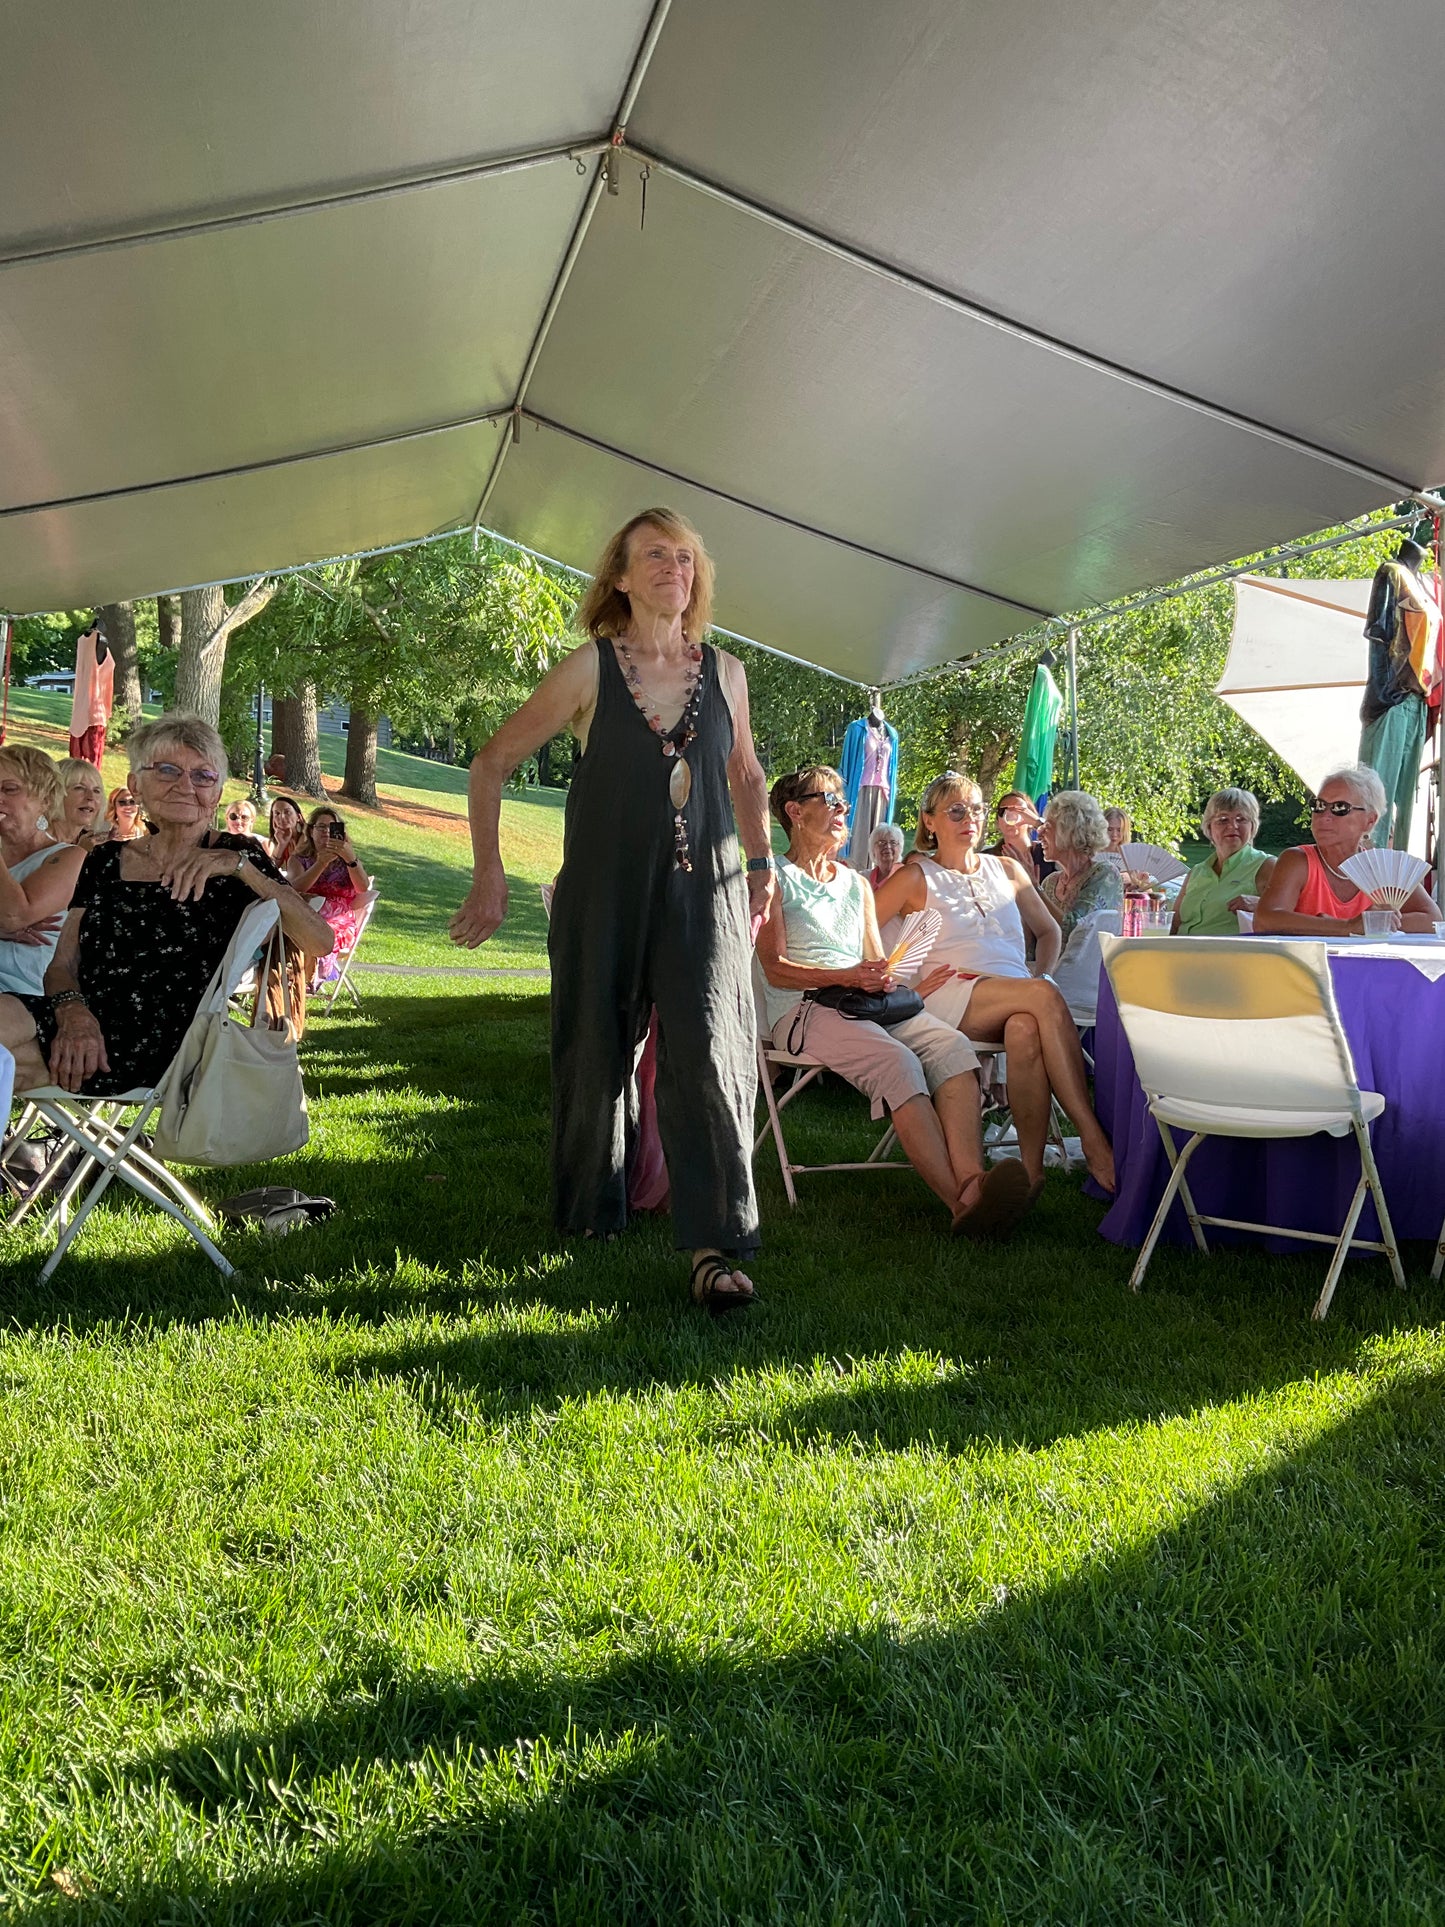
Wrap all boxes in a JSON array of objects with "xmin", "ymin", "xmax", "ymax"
[{"xmin": 1092, "ymin": 953, "xmax": 1445, "ymax": 1249}]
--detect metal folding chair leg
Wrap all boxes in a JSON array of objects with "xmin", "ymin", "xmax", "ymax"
[
  {"xmin": 1312, "ymin": 1120, "xmax": 1405, "ymax": 1320},
  {"xmin": 1129, "ymin": 1128, "xmax": 1206, "ymax": 1293}
]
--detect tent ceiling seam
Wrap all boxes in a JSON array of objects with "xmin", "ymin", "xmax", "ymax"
[
  {"xmin": 624, "ymin": 140, "xmax": 1434, "ymax": 507},
  {"xmin": 520, "ymin": 408, "xmax": 1055, "ymax": 618},
  {"xmin": 0, "ymin": 140, "xmax": 609, "ymax": 270},
  {"xmin": 0, "ymin": 406, "xmax": 513, "ymax": 521},
  {"xmin": 470, "ymin": 0, "xmax": 676, "ymax": 535}
]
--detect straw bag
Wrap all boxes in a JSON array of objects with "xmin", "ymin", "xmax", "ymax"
[{"xmin": 152, "ymin": 903, "xmax": 309, "ymax": 1167}]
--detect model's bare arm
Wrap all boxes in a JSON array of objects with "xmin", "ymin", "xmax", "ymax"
[
  {"xmin": 718, "ymin": 651, "xmax": 775, "ymax": 927},
  {"xmin": 450, "ymin": 647, "xmax": 598, "ymax": 948},
  {"xmin": 1011, "ymin": 864, "xmax": 1062, "ymax": 973}
]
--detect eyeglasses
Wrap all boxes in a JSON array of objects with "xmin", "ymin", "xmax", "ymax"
[
  {"xmin": 940, "ymin": 803, "xmax": 987, "ymax": 820},
  {"xmin": 225, "ymin": 809, "xmax": 252, "ymax": 820},
  {"xmin": 1309, "ymin": 798, "xmax": 1367, "ymax": 817},
  {"xmin": 114, "ymin": 796, "xmax": 137, "ymax": 808},
  {"xmin": 138, "ymin": 762, "xmax": 222, "ymax": 789},
  {"xmin": 797, "ymin": 789, "xmax": 846, "ymax": 809}
]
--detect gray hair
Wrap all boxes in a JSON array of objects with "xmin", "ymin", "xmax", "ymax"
[
  {"xmin": 869, "ymin": 823, "xmax": 904, "ymax": 861},
  {"xmin": 127, "ymin": 712, "xmax": 226, "ymax": 781},
  {"xmin": 1044, "ymin": 789, "xmax": 1110, "ymax": 857},
  {"xmin": 1318, "ymin": 764, "xmax": 1387, "ymax": 820},
  {"xmin": 1202, "ymin": 786, "xmax": 1261, "ymax": 837}
]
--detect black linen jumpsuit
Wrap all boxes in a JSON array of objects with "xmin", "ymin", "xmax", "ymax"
[{"xmin": 548, "ymin": 638, "xmax": 760, "ymax": 1253}]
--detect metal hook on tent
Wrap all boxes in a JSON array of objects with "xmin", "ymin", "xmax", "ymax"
[
  {"xmin": 639, "ymin": 162, "xmax": 651, "ymax": 232},
  {"xmin": 605, "ymin": 128, "xmax": 625, "ymax": 196}
]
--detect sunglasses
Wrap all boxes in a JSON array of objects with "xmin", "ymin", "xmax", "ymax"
[
  {"xmin": 114, "ymin": 796, "xmax": 137, "ymax": 808},
  {"xmin": 226, "ymin": 808, "xmax": 251, "ymax": 820},
  {"xmin": 138, "ymin": 762, "xmax": 222, "ymax": 789},
  {"xmin": 797, "ymin": 789, "xmax": 846, "ymax": 809},
  {"xmin": 940, "ymin": 802, "xmax": 987, "ymax": 820},
  {"xmin": 1309, "ymin": 798, "xmax": 1367, "ymax": 817}
]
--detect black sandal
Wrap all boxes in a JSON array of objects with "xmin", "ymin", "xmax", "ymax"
[{"xmin": 690, "ymin": 1253, "xmax": 755, "ymax": 1317}]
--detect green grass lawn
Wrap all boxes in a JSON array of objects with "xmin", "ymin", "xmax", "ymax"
[{"xmin": 2, "ymin": 696, "xmax": 1444, "ymax": 1920}]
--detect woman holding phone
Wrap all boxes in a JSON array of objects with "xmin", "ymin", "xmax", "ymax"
[{"xmin": 287, "ymin": 806, "xmax": 371, "ymax": 980}]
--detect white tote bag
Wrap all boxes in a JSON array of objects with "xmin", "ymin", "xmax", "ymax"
[{"xmin": 152, "ymin": 899, "xmax": 309, "ymax": 1167}]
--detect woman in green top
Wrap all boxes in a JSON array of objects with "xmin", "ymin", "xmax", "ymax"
[{"xmin": 1172, "ymin": 788, "xmax": 1277, "ymax": 935}]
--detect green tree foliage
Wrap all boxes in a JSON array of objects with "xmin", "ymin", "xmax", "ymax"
[{"xmin": 221, "ymin": 534, "xmax": 579, "ymax": 770}]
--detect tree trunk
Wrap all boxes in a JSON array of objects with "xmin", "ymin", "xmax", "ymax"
[
  {"xmin": 341, "ymin": 704, "xmax": 378, "ymax": 808},
  {"xmin": 156, "ymin": 594, "xmax": 180, "ymax": 653},
  {"xmin": 174, "ymin": 579, "xmax": 275, "ymax": 726},
  {"xmin": 284, "ymin": 682, "xmax": 327, "ymax": 798},
  {"xmin": 99, "ymin": 601, "xmax": 143, "ymax": 735}
]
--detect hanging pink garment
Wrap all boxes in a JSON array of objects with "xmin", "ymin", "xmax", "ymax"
[
  {"xmin": 69, "ymin": 631, "xmax": 114, "ymax": 766},
  {"xmin": 627, "ymin": 1013, "xmax": 670, "ymax": 1213}
]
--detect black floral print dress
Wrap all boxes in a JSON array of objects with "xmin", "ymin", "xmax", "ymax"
[{"xmin": 19, "ymin": 833, "xmax": 285, "ymax": 1095}]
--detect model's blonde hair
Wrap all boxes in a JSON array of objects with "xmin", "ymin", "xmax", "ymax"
[
  {"xmin": 576, "ymin": 507, "xmax": 715, "ymax": 644},
  {"xmin": 0, "ymin": 745, "xmax": 62, "ymax": 820},
  {"xmin": 913, "ymin": 771, "xmax": 980, "ymax": 853}
]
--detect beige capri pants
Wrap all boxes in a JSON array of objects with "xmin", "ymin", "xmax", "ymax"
[{"xmin": 777, "ymin": 1000, "xmax": 980, "ymax": 1120}]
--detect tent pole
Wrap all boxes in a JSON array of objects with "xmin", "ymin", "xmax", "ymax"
[{"xmin": 1067, "ymin": 626, "xmax": 1080, "ymax": 788}]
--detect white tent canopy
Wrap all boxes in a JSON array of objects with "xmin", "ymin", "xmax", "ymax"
[
  {"xmin": 1220, "ymin": 575, "xmax": 1431, "ymax": 856},
  {"xmin": 5, "ymin": 0, "xmax": 1445, "ymax": 682}
]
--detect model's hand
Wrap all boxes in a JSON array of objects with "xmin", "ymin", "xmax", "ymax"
[
  {"xmin": 745, "ymin": 868, "xmax": 775, "ymax": 931},
  {"xmin": 49, "ymin": 1006, "xmax": 110, "ymax": 1092},
  {"xmin": 450, "ymin": 869, "xmax": 508, "ymax": 948}
]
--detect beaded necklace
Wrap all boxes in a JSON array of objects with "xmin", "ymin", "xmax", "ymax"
[{"xmin": 614, "ymin": 633, "xmax": 706, "ymax": 872}]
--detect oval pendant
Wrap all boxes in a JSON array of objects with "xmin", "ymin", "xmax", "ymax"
[{"xmin": 669, "ymin": 756, "xmax": 692, "ymax": 809}]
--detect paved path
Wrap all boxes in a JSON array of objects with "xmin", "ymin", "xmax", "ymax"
[{"xmin": 353, "ymin": 961, "xmax": 549, "ymax": 978}]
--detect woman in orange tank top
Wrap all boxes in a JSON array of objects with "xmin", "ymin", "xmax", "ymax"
[{"xmin": 1255, "ymin": 765, "xmax": 1436, "ymax": 935}]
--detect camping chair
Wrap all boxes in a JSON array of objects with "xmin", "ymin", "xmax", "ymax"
[
  {"xmin": 315, "ymin": 889, "xmax": 379, "ymax": 1013},
  {"xmin": 1100, "ymin": 933, "xmax": 1405, "ymax": 1320},
  {"xmin": 6, "ymin": 899, "xmax": 291, "ymax": 1282}
]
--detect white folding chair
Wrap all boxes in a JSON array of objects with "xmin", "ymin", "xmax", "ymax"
[
  {"xmin": 1100, "ymin": 933, "xmax": 1405, "ymax": 1320},
  {"xmin": 752, "ymin": 976, "xmax": 910, "ymax": 1205},
  {"xmin": 316, "ymin": 889, "xmax": 379, "ymax": 1013},
  {"xmin": 7, "ymin": 900, "xmax": 290, "ymax": 1281}
]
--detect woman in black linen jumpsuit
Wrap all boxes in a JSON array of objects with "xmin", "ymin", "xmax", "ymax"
[{"xmin": 451, "ymin": 508, "xmax": 776, "ymax": 1313}]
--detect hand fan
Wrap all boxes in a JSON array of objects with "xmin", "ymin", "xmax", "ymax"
[
  {"xmin": 1339, "ymin": 847, "xmax": 1428, "ymax": 908},
  {"xmin": 887, "ymin": 908, "xmax": 942, "ymax": 976},
  {"xmin": 1118, "ymin": 841, "xmax": 1189, "ymax": 884}
]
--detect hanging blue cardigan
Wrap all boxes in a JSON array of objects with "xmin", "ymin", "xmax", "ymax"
[{"xmin": 839, "ymin": 716, "xmax": 899, "ymax": 825}]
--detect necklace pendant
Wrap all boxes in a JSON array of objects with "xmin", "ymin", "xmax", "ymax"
[
  {"xmin": 669, "ymin": 757, "xmax": 692, "ymax": 809},
  {"xmin": 662, "ymin": 740, "xmax": 676, "ymax": 757}
]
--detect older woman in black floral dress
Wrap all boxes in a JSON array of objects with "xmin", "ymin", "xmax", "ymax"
[{"xmin": 0, "ymin": 713, "xmax": 333, "ymax": 1095}]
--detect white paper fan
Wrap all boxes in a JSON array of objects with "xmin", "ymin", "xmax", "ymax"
[
  {"xmin": 887, "ymin": 907, "xmax": 942, "ymax": 977},
  {"xmin": 1339, "ymin": 847, "xmax": 1428, "ymax": 908},
  {"xmin": 1119, "ymin": 841, "xmax": 1189, "ymax": 884}
]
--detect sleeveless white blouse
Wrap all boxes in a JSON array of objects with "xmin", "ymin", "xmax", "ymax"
[{"xmin": 912, "ymin": 854, "xmax": 1029, "ymax": 1030}]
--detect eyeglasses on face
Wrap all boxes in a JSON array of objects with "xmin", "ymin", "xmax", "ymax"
[
  {"xmin": 138, "ymin": 762, "xmax": 222, "ymax": 789},
  {"xmin": 940, "ymin": 802, "xmax": 987, "ymax": 820},
  {"xmin": 114, "ymin": 796, "xmax": 137, "ymax": 808},
  {"xmin": 1310, "ymin": 797, "xmax": 1367, "ymax": 817},
  {"xmin": 226, "ymin": 808, "xmax": 252, "ymax": 819},
  {"xmin": 797, "ymin": 789, "xmax": 846, "ymax": 809}
]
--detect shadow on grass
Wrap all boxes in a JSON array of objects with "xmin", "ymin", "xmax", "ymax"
[
  {"xmin": 2, "ymin": 994, "xmax": 1439, "ymax": 1454},
  {"xmin": 358, "ymin": 849, "xmax": 552, "ymax": 966},
  {"xmin": 72, "ymin": 1372, "xmax": 1445, "ymax": 1923}
]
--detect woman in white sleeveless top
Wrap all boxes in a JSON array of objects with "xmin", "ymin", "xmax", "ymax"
[{"xmin": 875, "ymin": 772, "xmax": 1114, "ymax": 1195}]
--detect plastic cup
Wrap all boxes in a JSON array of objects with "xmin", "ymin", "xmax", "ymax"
[
  {"xmin": 1362, "ymin": 909, "xmax": 1396, "ymax": 936},
  {"xmin": 1434, "ymin": 922, "xmax": 1445, "ymax": 942}
]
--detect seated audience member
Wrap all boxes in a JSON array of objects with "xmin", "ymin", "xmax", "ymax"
[
  {"xmin": 1039, "ymin": 791, "xmax": 1125, "ymax": 944},
  {"xmin": 756, "ymin": 765, "xmax": 1034, "ymax": 1238},
  {"xmin": 1099, "ymin": 805, "xmax": 1132, "ymax": 873},
  {"xmin": 875, "ymin": 772, "xmax": 1114, "ymax": 1194},
  {"xmin": 0, "ymin": 747, "xmax": 88, "ymax": 996},
  {"xmin": 868, "ymin": 823, "xmax": 905, "ymax": 890},
  {"xmin": 265, "ymin": 795, "xmax": 305, "ymax": 868},
  {"xmin": 287, "ymin": 807, "xmax": 372, "ymax": 981},
  {"xmin": 221, "ymin": 798, "xmax": 265, "ymax": 845},
  {"xmin": 56, "ymin": 759, "xmax": 107, "ymax": 848},
  {"xmin": 104, "ymin": 784, "xmax": 147, "ymax": 843},
  {"xmin": 0, "ymin": 714, "xmax": 332, "ymax": 1096},
  {"xmin": 1255, "ymin": 765, "xmax": 1436, "ymax": 935},
  {"xmin": 983, "ymin": 789, "xmax": 1057, "ymax": 884},
  {"xmin": 1173, "ymin": 789, "xmax": 1277, "ymax": 935}
]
